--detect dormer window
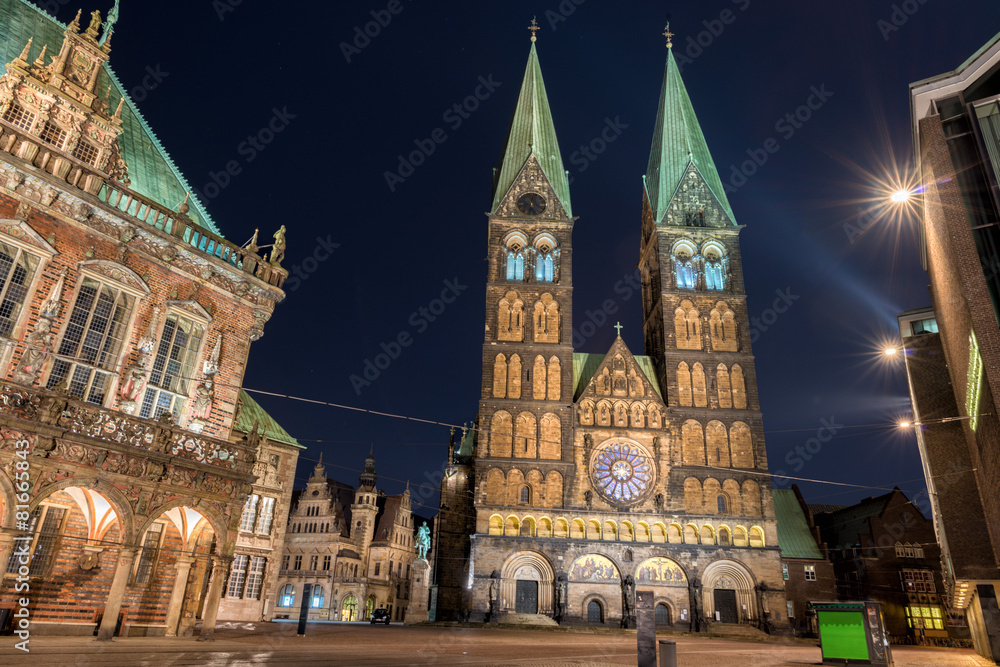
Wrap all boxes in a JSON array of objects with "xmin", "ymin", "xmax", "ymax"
[
  {"xmin": 2, "ymin": 104, "xmax": 34, "ymax": 131},
  {"xmin": 39, "ymin": 122, "xmax": 67, "ymax": 149}
]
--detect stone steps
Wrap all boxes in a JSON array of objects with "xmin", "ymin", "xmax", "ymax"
[
  {"xmin": 709, "ymin": 623, "xmax": 770, "ymax": 639},
  {"xmin": 500, "ymin": 613, "xmax": 560, "ymax": 627}
]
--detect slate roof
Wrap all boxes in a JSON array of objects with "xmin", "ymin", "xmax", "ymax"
[
  {"xmin": 773, "ymin": 489, "xmax": 823, "ymax": 560},
  {"xmin": 491, "ymin": 42, "xmax": 571, "ymax": 216},
  {"xmin": 811, "ymin": 492, "xmax": 895, "ymax": 550},
  {"xmin": 0, "ymin": 0, "xmax": 221, "ymax": 235},
  {"xmin": 644, "ymin": 48, "xmax": 735, "ymax": 225},
  {"xmin": 234, "ymin": 390, "xmax": 303, "ymax": 449}
]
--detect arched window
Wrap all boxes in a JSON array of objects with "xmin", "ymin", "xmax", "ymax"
[
  {"xmin": 717, "ymin": 495, "xmax": 728, "ymax": 514},
  {"xmin": 675, "ymin": 254, "xmax": 695, "ymax": 289},
  {"xmin": 534, "ymin": 235, "xmax": 558, "ymax": 283},
  {"xmin": 655, "ymin": 603, "xmax": 671, "ymax": 626},
  {"xmin": 506, "ymin": 241, "xmax": 526, "ymax": 281},
  {"xmin": 718, "ymin": 527, "xmax": 731, "ymax": 546},
  {"xmin": 588, "ymin": 600, "xmax": 604, "ymax": 623},
  {"xmin": 278, "ymin": 584, "xmax": 295, "ymax": 607},
  {"xmin": 520, "ymin": 486, "xmax": 531, "ymax": 504},
  {"xmin": 312, "ymin": 585, "xmax": 325, "ymax": 608}
]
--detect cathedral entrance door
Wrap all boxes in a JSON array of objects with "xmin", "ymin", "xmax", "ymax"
[
  {"xmin": 515, "ymin": 580, "xmax": 538, "ymax": 614},
  {"xmin": 714, "ymin": 589, "xmax": 738, "ymax": 624}
]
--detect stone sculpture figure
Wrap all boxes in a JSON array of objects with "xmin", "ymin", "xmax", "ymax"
[
  {"xmin": 270, "ymin": 225, "xmax": 286, "ymax": 266},
  {"xmin": 621, "ymin": 574, "xmax": 636, "ymax": 628},
  {"xmin": 555, "ymin": 574, "xmax": 568, "ymax": 620},
  {"xmin": 487, "ymin": 570, "xmax": 500, "ymax": 620},
  {"xmin": 416, "ymin": 521, "xmax": 431, "ymax": 560}
]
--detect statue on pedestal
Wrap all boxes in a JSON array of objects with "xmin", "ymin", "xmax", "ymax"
[{"xmin": 416, "ymin": 521, "xmax": 431, "ymax": 561}]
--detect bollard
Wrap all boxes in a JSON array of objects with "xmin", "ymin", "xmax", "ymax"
[{"xmin": 658, "ymin": 639, "xmax": 677, "ymax": 667}]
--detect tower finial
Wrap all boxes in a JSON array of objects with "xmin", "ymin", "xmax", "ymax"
[
  {"xmin": 664, "ymin": 22, "xmax": 674, "ymax": 49},
  {"xmin": 528, "ymin": 16, "xmax": 540, "ymax": 42},
  {"xmin": 32, "ymin": 45, "xmax": 47, "ymax": 68}
]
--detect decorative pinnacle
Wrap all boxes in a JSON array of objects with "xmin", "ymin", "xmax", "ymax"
[
  {"xmin": 17, "ymin": 38, "xmax": 32, "ymax": 62},
  {"xmin": 528, "ymin": 16, "xmax": 540, "ymax": 42},
  {"xmin": 664, "ymin": 22, "xmax": 674, "ymax": 49},
  {"xmin": 178, "ymin": 192, "xmax": 190, "ymax": 214},
  {"xmin": 32, "ymin": 45, "xmax": 47, "ymax": 68},
  {"xmin": 614, "ymin": 322, "xmax": 624, "ymax": 336},
  {"xmin": 68, "ymin": 10, "xmax": 81, "ymax": 33}
]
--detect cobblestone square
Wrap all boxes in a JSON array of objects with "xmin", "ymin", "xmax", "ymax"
[{"xmin": 0, "ymin": 622, "xmax": 992, "ymax": 667}]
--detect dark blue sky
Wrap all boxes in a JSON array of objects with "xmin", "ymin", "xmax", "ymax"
[{"xmin": 40, "ymin": 1, "xmax": 1000, "ymax": 517}]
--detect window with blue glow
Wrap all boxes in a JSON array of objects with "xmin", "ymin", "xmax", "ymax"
[
  {"xmin": 506, "ymin": 251, "xmax": 525, "ymax": 281},
  {"xmin": 278, "ymin": 584, "xmax": 295, "ymax": 607},
  {"xmin": 536, "ymin": 253, "xmax": 554, "ymax": 282},
  {"xmin": 312, "ymin": 585, "xmax": 325, "ymax": 608}
]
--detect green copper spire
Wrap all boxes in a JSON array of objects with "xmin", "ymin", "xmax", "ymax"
[
  {"xmin": 491, "ymin": 39, "xmax": 571, "ymax": 216},
  {"xmin": 644, "ymin": 47, "xmax": 735, "ymax": 225}
]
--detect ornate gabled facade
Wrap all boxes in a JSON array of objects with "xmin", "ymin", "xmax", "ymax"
[
  {"xmin": 434, "ymin": 29, "xmax": 788, "ymax": 632},
  {"xmin": 216, "ymin": 391, "xmax": 302, "ymax": 623},
  {"xmin": 273, "ymin": 454, "xmax": 421, "ymax": 623},
  {"xmin": 0, "ymin": 4, "xmax": 288, "ymax": 639}
]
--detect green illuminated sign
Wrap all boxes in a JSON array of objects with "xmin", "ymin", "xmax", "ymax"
[{"xmin": 817, "ymin": 610, "xmax": 869, "ymax": 660}]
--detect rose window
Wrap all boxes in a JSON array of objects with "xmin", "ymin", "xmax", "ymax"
[{"xmin": 591, "ymin": 441, "xmax": 653, "ymax": 503}]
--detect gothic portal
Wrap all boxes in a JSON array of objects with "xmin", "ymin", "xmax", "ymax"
[{"xmin": 433, "ymin": 29, "xmax": 787, "ymax": 631}]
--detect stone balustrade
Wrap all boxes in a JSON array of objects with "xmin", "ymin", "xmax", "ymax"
[{"xmin": 0, "ymin": 119, "xmax": 287, "ymax": 289}]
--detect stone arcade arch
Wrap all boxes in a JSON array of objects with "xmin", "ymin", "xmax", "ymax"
[
  {"xmin": 700, "ymin": 559, "xmax": 757, "ymax": 625},
  {"xmin": 500, "ymin": 550, "xmax": 555, "ymax": 615}
]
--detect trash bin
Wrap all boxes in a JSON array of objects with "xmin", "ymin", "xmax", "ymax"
[{"xmin": 813, "ymin": 601, "xmax": 893, "ymax": 666}]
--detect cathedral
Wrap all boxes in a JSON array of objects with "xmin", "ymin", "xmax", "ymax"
[{"xmin": 433, "ymin": 27, "xmax": 788, "ymax": 631}]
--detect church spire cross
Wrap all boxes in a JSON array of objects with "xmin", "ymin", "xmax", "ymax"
[
  {"xmin": 528, "ymin": 16, "xmax": 540, "ymax": 42},
  {"xmin": 663, "ymin": 23, "xmax": 674, "ymax": 49},
  {"xmin": 614, "ymin": 322, "xmax": 624, "ymax": 336}
]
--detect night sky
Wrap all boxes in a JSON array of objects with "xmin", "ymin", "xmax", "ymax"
[{"xmin": 32, "ymin": 1, "xmax": 1000, "ymax": 519}]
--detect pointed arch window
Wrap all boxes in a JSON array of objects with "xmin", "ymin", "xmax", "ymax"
[
  {"xmin": 675, "ymin": 254, "xmax": 696, "ymax": 289},
  {"xmin": 504, "ymin": 233, "xmax": 528, "ymax": 282},
  {"xmin": 536, "ymin": 250, "xmax": 555, "ymax": 282},
  {"xmin": 703, "ymin": 246, "xmax": 728, "ymax": 291}
]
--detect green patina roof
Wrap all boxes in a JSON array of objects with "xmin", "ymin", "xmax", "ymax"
[
  {"xmin": 491, "ymin": 42, "xmax": 571, "ymax": 216},
  {"xmin": 0, "ymin": 0, "xmax": 221, "ymax": 235},
  {"xmin": 572, "ymin": 352, "xmax": 663, "ymax": 400},
  {"xmin": 458, "ymin": 424, "xmax": 475, "ymax": 457},
  {"xmin": 773, "ymin": 489, "xmax": 823, "ymax": 560},
  {"xmin": 644, "ymin": 48, "xmax": 735, "ymax": 225},
  {"xmin": 235, "ymin": 390, "xmax": 303, "ymax": 449}
]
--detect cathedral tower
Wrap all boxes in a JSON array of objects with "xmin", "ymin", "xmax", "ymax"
[
  {"xmin": 638, "ymin": 34, "xmax": 786, "ymax": 624},
  {"xmin": 471, "ymin": 29, "xmax": 575, "ymax": 616}
]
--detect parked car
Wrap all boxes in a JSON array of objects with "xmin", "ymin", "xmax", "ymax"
[{"xmin": 370, "ymin": 608, "xmax": 391, "ymax": 625}]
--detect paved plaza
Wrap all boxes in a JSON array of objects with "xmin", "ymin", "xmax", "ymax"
[{"xmin": 0, "ymin": 622, "xmax": 993, "ymax": 667}]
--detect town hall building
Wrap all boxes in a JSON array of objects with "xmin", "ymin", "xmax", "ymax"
[{"xmin": 433, "ymin": 26, "xmax": 788, "ymax": 631}]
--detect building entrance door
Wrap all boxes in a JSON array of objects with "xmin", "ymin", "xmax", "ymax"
[
  {"xmin": 714, "ymin": 589, "xmax": 738, "ymax": 624},
  {"xmin": 515, "ymin": 580, "xmax": 538, "ymax": 614}
]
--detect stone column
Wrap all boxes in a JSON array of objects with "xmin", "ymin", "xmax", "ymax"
[
  {"xmin": 97, "ymin": 546, "xmax": 138, "ymax": 641},
  {"xmin": 197, "ymin": 556, "xmax": 228, "ymax": 641},
  {"xmin": 163, "ymin": 555, "xmax": 195, "ymax": 637}
]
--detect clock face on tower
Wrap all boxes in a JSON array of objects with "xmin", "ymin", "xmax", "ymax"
[
  {"xmin": 590, "ymin": 439, "xmax": 654, "ymax": 505},
  {"xmin": 516, "ymin": 192, "xmax": 546, "ymax": 216}
]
